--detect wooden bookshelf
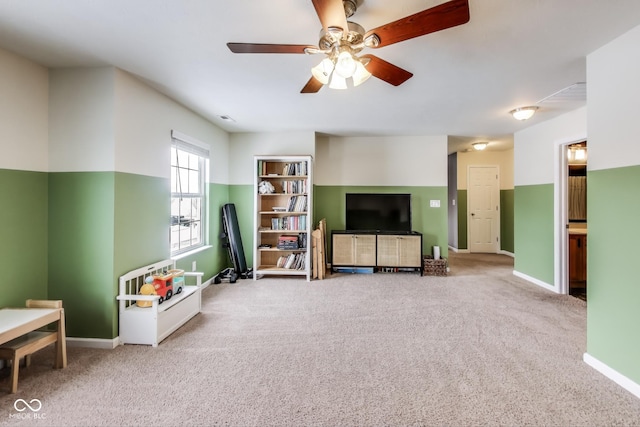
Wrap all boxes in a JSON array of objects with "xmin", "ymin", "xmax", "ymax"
[{"xmin": 254, "ymin": 155, "xmax": 313, "ymax": 281}]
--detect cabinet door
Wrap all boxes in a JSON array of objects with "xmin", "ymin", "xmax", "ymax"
[
  {"xmin": 333, "ymin": 234, "xmax": 355, "ymax": 265},
  {"xmin": 376, "ymin": 235, "xmax": 398, "ymax": 266},
  {"xmin": 353, "ymin": 235, "xmax": 376, "ymax": 266},
  {"xmin": 377, "ymin": 235, "xmax": 421, "ymax": 267},
  {"xmin": 332, "ymin": 234, "xmax": 376, "ymax": 266},
  {"xmin": 397, "ymin": 235, "xmax": 422, "ymax": 267},
  {"xmin": 569, "ymin": 234, "xmax": 587, "ymax": 282}
]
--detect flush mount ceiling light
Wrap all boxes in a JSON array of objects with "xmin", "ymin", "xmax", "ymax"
[
  {"xmin": 510, "ymin": 106, "xmax": 539, "ymax": 121},
  {"xmin": 567, "ymin": 143, "xmax": 587, "ymax": 161},
  {"xmin": 472, "ymin": 142, "xmax": 488, "ymax": 151}
]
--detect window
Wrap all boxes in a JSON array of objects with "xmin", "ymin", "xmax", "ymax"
[{"xmin": 170, "ymin": 131, "xmax": 209, "ymax": 255}]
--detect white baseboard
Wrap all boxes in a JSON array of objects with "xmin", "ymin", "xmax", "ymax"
[
  {"xmin": 513, "ymin": 270, "xmax": 557, "ymax": 293},
  {"xmin": 448, "ymin": 246, "xmax": 469, "ymax": 253},
  {"xmin": 584, "ymin": 353, "xmax": 640, "ymax": 400},
  {"xmin": 66, "ymin": 337, "xmax": 119, "ymax": 349},
  {"xmin": 200, "ymin": 277, "xmax": 213, "ymax": 289},
  {"xmin": 447, "ymin": 247, "xmax": 513, "ymax": 257}
]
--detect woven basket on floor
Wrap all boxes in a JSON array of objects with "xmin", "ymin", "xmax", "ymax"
[{"xmin": 423, "ymin": 256, "xmax": 448, "ymax": 276}]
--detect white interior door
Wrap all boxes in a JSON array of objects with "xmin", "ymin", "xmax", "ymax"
[{"xmin": 468, "ymin": 166, "xmax": 500, "ymax": 253}]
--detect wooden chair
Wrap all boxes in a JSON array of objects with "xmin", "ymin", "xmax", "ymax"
[{"xmin": 0, "ymin": 300, "xmax": 65, "ymax": 394}]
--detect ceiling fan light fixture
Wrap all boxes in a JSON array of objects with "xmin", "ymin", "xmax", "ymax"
[
  {"xmin": 311, "ymin": 58, "xmax": 335, "ymax": 85},
  {"xmin": 329, "ymin": 73, "xmax": 348, "ymax": 90},
  {"xmin": 510, "ymin": 106, "xmax": 538, "ymax": 121},
  {"xmin": 352, "ymin": 60, "xmax": 372, "ymax": 87},
  {"xmin": 364, "ymin": 34, "xmax": 380, "ymax": 48},
  {"xmin": 343, "ymin": 0, "xmax": 358, "ymax": 18},
  {"xmin": 472, "ymin": 142, "xmax": 488, "ymax": 151},
  {"xmin": 229, "ymin": 0, "xmax": 471, "ymax": 94},
  {"xmin": 334, "ymin": 51, "xmax": 357, "ymax": 79}
]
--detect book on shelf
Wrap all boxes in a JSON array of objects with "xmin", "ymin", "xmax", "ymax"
[
  {"xmin": 258, "ymin": 160, "xmax": 308, "ymax": 177},
  {"xmin": 282, "ymin": 162, "xmax": 308, "ymax": 177},
  {"xmin": 277, "ymin": 235, "xmax": 299, "ymax": 249},
  {"xmin": 275, "ymin": 233, "xmax": 307, "ymax": 249},
  {"xmin": 276, "ymin": 253, "xmax": 306, "ymax": 270},
  {"xmin": 286, "ymin": 195, "xmax": 307, "ymax": 212},
  {"xmin": 281, "ymin": 180, "xmax": 307, "ymax": 194},
  {"xmin": 271, "ymin": 215, "xmax": 307, "ymax": 231}
]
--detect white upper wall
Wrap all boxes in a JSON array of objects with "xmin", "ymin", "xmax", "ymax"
[
  {"xmin": 49, "ymin": 67, "xmax": 116, "ymax": 172},
  {"xmin": 514, "ymin": 107, "xmax": 587, "ymax": 186},
  {"xmin": 114, "ymin": 69, "xmax": 229, "ymax": 183},
  {"xmin": 316, "ymin": 135, "xmax": 448, "ymax": 186},
  {"xmin": 588, "ymin": 24, "xmax": 640, "ymax": 171},
  {"xmin": 457, "ymin": 149, "xmax": 514, "ymax": 190},
  {"xmin": 49, "ymin": 67, "xmax": 229, "ymax": 181},
  {"xmin": 228, "ymin": 131, "xmax": 316, "ymax": 185},
  {"xmin": 0, "ymin": 47, "xmax": 49, "ymax": 172}
]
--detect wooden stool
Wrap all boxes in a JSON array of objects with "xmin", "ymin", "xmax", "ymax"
[{"xmin": 0, "ymin": 300, "xmax": 65, "ymax": 394}]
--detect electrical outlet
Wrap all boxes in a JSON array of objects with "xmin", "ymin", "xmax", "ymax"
[
  {"xmin": 192, "ymin": 261, "xmax": 197, "ymax": 272},
  {"xmin": 430, "ymin": 200, "xmax": 441, "ymax": 208}
]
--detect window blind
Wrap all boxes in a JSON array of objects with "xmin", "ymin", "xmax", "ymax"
[{"xmin": 171, "ymin": 130, "xmax": 210, "ymax": 158}]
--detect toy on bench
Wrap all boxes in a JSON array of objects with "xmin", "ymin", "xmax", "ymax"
[
  {"xmin": 139, "ymin": 268, "xmax": 185, "ymax": 306},
  {"xmin": 117, "ymin": 260, "xmax": 203, "ymax": 346}
]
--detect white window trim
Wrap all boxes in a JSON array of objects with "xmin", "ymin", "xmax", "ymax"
[{"xmin": 171, "ymin": 130, "xmax": 210, "ymax": 257}]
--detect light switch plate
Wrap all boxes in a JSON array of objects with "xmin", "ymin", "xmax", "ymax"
[{"xmin": 430, "ymin": 200, "xmax": 441, "ymax": 208}]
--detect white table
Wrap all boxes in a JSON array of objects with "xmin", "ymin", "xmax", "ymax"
[{"xmin": 0, "ymin": 307, "xmax": 67, "ymax": 369}]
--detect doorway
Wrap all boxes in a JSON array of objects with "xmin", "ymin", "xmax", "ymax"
[
  {"xmin": 567, "ymin": 141, "xmax": 587, "ymax": 300},
  {"xmin": 467, "ymin": 165, "xmax": 500, "ymax": 253},
  {"xmin": 555, "ymin": 138, "xmax": 587, "ymax": 299}
]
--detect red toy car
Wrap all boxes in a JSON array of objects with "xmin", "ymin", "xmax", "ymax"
[
  {"xmin": 152, "ymin": 273, "xmax": 174, "ymax": 304},
  {"xmin": 152, "ymin": 269, "xmax": 184, "ymax": 304}
]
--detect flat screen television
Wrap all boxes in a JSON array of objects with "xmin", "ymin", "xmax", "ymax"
[{"xmin": 345, "ymin": 193, "xmax": 412, "ymax": 232}]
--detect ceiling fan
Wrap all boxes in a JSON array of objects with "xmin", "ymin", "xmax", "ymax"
[{"xmin": 227, "ymin": 0, "xmax": 470, "ymax": 93}]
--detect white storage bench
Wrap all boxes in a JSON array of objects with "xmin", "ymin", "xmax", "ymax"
[{"xmin": 117, "ymin": 259, "xmax": 203, "ymax": 347}]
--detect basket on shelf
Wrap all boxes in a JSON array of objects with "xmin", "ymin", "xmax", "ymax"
[{"xmin": 423, "ymin": 256, "xmax": 448, "ymax": 276}]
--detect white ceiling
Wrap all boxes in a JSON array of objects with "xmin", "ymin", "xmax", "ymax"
[{"xmin": 1, "ymin": 0, "xmax": 640, "ymax": 153}]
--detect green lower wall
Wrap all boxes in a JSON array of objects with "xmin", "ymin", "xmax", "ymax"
[
  {"xmin": 0, "ymin": 169, "xmax": 49, "ymax": 307},
  {"xmin": 587, "ymin": 165, "xmax": 640, "ymax": 384},
  {"xmin": 229, "ymin": 185, "xmax": 254, "ymax": 267},
  {"xmin": 226, "ymin": 185, "xmax": 449, "ymax": 269},
  {"xmin": 2, "ymin": 169, "xmax": 230, "ymax": 340},
  {"xmin": 500, "ymin": 189, "xmax": 515, "ymax": 253},
  {"xmin": 513, "ymin": 184, "xmax": 554, "ymax": 285},
  {"xmin": 315, "ymin": 186, "xmax": 449, "ymax": 258},
  {"xmin": 48, "ymin": 172, "xmax": 117, "ymax": 339},
  {"xmin": 457, "ymin": 190, "xmax": 468, "ymax": 249},
  {"xmin": 456, "ymin": 189, "xmax": 514, "ymax": 253},
  {"xmin": 183, "ymin": 182, "xmax": 230, "ymax": 281}
]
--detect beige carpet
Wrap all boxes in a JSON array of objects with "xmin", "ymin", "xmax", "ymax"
[{"xmin": 2, "ymin": 252, "xmax": 640, "ymax": 426}]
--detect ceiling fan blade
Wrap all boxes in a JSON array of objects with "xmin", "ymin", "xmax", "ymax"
[
  {"xmin": 227, "ymin": 43, "xmax": 311, "ymax": 54},
  {"xmin": 311, "ymin": 0, "xmax": 349, "ymax": 32},
  {"xmin": 361, "ymin": 54, "xmax": 413, "ymax": 86},
  {"xmin": 301, "ymin": 76, "xmax": 324, "ymax": 94},
  {"xmin": 365, "ymin": 0, "xmax": 470, "ymax": 48}
]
